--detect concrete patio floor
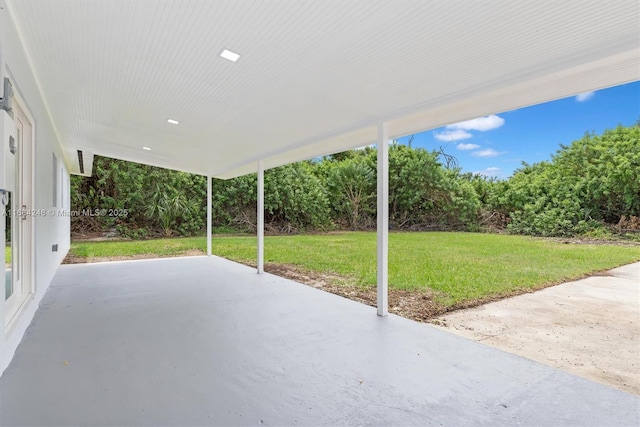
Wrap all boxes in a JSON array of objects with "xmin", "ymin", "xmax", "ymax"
[
  {"xmin": 433, "ymin": 262, "xmax": 640, "ymax": 395},
  {"xmin": 1, "ymin": 256, "xmax": 638, "ymax": 426}
]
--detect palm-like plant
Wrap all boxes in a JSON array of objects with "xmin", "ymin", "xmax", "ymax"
[{"xmin": 145, "ymin": 183, "xmax": 198, "ymax": 237}]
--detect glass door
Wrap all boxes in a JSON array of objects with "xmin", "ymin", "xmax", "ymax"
[{"xmin": 5, "ymin": 101, "xmax": 32, "ymax": 329}]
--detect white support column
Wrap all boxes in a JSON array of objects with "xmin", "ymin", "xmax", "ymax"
[
  {"xmin": 206, "ymin": 175, "xmax": 212, "ymax": 256},
  {"xmin": 377, "ymin": 123, "xmax": 389, "ymax": 316},
  {"xmin": 257, "ymin": 161, "xmax": 265, "ymax": 274}
]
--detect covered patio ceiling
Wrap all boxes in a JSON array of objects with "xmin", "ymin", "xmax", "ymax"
[{"xmin": 5, "ymin": 0, "xmax": 639, "ymax": 178}]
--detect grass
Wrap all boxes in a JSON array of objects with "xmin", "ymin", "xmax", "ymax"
[
  {"xmin": 69, "ymin": 232, "xmax": 640, "ymax": 306},
  {"xmin": 70, "ymin": 237, "xmax": 205, "ymax": 258}
]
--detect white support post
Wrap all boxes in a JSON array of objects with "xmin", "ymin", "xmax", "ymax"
[
  {"xmin": 377, "ymin": 123, "xmax": 389, "ymax": 316},
  {"xmin": 257, "ymin": 161, "xmax": 265, "ymax": 274},
  {"xmin": 207, "ymin": 175, "xmax": 212, "ymax": 256}
]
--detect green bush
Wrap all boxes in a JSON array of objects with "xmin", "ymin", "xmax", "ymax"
[
  {"xmin": 495, "ymin": 125, "xmax": 639, "ymax": 237},
  {"xmin": 211, "ymin": 162, "xmax": 331, "ymax": 232},
  {"xmin": 71, "ymin": 157, "xmax": 206, "ymax": 237},
  {"xmin": 386, "ymin": 144, "xmax": 479, "ymax": 230},
  {"xmin": 323, "ymin": 155, "xmax": 375, "ymax": 229},
  {"xmin": 265, "ymin": 162, "xmax": 332, "ymax": 230},
  {"xmin": 70, "ymin": 124, "xmax": 637, "ymax": 239}
]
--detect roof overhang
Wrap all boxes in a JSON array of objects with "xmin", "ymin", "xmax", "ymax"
[{"xmin": 5, "ymin": 0, "xmax": 639, "ymax": 178}]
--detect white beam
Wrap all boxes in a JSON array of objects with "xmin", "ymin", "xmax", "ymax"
[
  {"xmin": 377, "ymin": 123, "xmax": 389, "ymax": 316},
  {"xmin": 206, "ymin": 175, "xmax": 212, "ymax": 256},
  {"xmin": 257, "ymin": 161, "xmax": 265, "ymax": 274}
]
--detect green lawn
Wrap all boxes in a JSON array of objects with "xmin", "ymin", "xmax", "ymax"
[
  {"xmin": 70, "ymin": 237, "xmax": 206, "ymax": 259},
  {"xmin": 69, "ymin": 232, "xmax": 640, "ymax": 306}
]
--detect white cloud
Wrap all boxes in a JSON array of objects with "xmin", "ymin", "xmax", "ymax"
[
  {"xmin": 471, "ymin": 148, "xmax": 501, "ymax": 158},
  {"xmin": 434, "ymin": 129, "xmax": 472, "ymax": 142},
  {"xmin": 456, "ymin": 143, "xmax": 480, "ymax": 150},
  {"xmin": 575, "ymin": 91, "xmax": 595, "ymax": 102},
  {"xmin": 446, "ymin": 114, "xmax": 505, "ymax": 131},
  {"xmin": 474, "ymin": 167, "xmax": 501, "ymax": 177}
]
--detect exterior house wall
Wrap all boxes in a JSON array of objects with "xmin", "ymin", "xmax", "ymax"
[{"xmin": 0, "ymin": 3, "xmax": 71, "ymax": 374}]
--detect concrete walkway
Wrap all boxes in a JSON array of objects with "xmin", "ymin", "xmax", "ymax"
[
  {"xmin": 433, "ymin": 262, "xmax": 640, "ymax": 395},
  {"xmin": 1, "ymin": 256, "xmax": 638, "ymax": 426}
]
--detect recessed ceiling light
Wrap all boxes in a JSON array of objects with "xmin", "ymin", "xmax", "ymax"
[
  {"xmin": 219, "ymin": 48, "xmax": 241, "ymax": 62},
  {"xmin": 167, "ymin": 118, "xmax": 179, "ymax": 125},
  {"xmin": 142, "ymin": 146, "xmax": 151, "ymax": 151}
]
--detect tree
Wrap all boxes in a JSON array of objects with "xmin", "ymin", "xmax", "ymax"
[
  {"xmin": 325, "ymin": 157, "xmax": 375, "ymax": 230},
  {"xmin": 386, "ymin": 144, "xmax": 479, "ymax": 230}
]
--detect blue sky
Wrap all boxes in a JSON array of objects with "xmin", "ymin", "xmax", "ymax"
[{"xmin": 396, "ymin": 80, "xmax": 640, "ymax": 178}]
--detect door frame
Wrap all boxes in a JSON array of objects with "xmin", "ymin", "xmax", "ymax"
[{"xmin": 4, "ymin": 91, "xmax": 35, "ymax": 331}]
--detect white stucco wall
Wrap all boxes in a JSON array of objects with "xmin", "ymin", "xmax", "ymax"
[{"xmin": 0, "ymin": 1, "xmax": 71, "ymax": 374}]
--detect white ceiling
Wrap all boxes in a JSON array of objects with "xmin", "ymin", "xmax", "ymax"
[{"xmin": 5, "ymin": 0, "xmax": 640, "ymax": 178}]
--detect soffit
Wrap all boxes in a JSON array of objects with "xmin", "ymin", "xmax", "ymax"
[{"xmin": 5, "ymin": 0, "xmax": 639, "ymax": 177}]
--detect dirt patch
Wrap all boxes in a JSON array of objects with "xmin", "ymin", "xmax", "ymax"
[
  {"xmin": 549, "ymin": 237, "xmax": 640, "ymax": 247},
  {"xmin": 264, "ymin": 263, "xmax": 447, "ymax": 321}
]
